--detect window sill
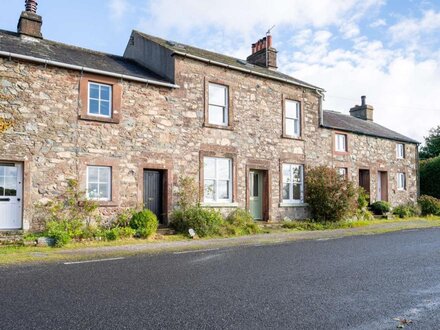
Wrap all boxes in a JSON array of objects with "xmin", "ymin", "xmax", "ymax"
[
  {"xmin": 334, "ymin": 151, "xmax": 349, "ymax": 155},
  {"xmin": 203, "ymin": 123, "xmax": 234, "ymax": 131},
  {"xmin": 279, "ymin": 202, "xmax": 308, "ymax": 208},
  {"xmin": 79, "ymin": 114, "xmax": 120, "ymax": 124},
  {"xmin": 201, "ymin": 202, "xmax": 239, "ymax": 208},
  {"xmin": 87, "ymin": 201, "xmax": 119, "ymax": 207},
  {"xmin": 281, "ymin": 134, "xmax": 304, "ymax": 141}
]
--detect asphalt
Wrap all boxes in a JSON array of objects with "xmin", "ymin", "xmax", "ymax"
[{"xmin": 1, "ymin": 228, "xmax": 440, "ymax": 329}]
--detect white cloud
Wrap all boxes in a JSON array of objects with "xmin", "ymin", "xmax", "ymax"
[
  {"xmin": 109, "ymin": 0, "xmax": 130, "ymax": 21},
  {"xmin": 370, "ymin": 18, "xmax": 386, "ymax": 28}
]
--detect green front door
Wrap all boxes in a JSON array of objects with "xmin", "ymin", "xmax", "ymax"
[{"xmin": 249, "ymin": 170, "xmax": 263, "ymax": 220}]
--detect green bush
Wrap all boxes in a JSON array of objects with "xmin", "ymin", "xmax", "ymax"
[
  {"xmin": 46, "ymin": 221, "xmax": 71, "ymax": 247},
  {"xmin": 130, "ymin": 209, "xmax": 159, "ymax": 238},
  {"xmin": 420, "ymin": 156, "xmax": 440, "ymax": 198},
  {"xmin": 393, "ymin": 203, "xmax": 420, "ymax": 218},
  {"xmin": 224, "ymin": 209, "xmax": 261, "ymax": 236},
  {"xmin": 305, "ymin": 166, "xmax": 358, "ymax": 222},
  {"xmin": 354, "ymin": 188, "xmax": 374, "ymax": 220},
  {"xmin": 113, "ymin": 208, "xmax": 136, "ymax": 228},
  {"xmin": 170, "ymin": 207, "xmax": 223, "ymax": 237},
  {"xmin": 418, "ymin": 195, "xmax": 440, "ymax": 216},
  {"xmin": 370, "ymin": 201, "xmax": 392, "ymax": 215}
]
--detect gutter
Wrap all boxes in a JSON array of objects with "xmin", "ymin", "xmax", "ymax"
[
  {"xmin": 172, "ymin": 50, "xmax": 325, "ymax": 92},
  {"xmin": 0, "ymin": 51, "xmax": 179, "ymax": 89}
]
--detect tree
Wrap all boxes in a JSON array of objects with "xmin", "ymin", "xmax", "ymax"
[
  {"xmin": 419, "ymin": 126, "xmax": 440, "ymax": 160},
  {"xmin": 420, "ymin": 156, "xmax": 440, "ymax": 199}
]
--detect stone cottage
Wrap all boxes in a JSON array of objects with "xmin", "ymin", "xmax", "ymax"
[{"xmin": 0, "ymin": 1, "xmax": 419, "ymax": 231}]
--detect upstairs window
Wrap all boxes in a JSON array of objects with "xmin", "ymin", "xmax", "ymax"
[
  {"xmin": 335, "ymin": 134, "xmax": 348, "ymax": 152},
  {"xmin": 203, "ymin": 157, "xmax": 232, "ymax": 203},
  {"xmin": 284, "ymin": 100, "xmax": 301, "ymax": 137},
  {"xmin": 282, "ymin": 164, "xmax": 304, "ymax": 203},
  {"xmin": 208, "ymin": 83, "xmax": 228, "ymax": 126},
  {"xmin": 397, "ymin": 172, "xmax": 406, "ymax": 191},
  {"xmin": 396, "ymin": 144, "xmax": 405, "ymax": 159},
  {"xmin": 88, "ymin": 82, "xmax": 112, "ymax": 118},
  {"xmin": 87, "ymin": 166, "xmax": 111, "ymax": 201}
]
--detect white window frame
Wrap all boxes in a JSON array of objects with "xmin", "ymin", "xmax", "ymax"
[
  {"xmin": 396, "ymin": 144, "xmax": 405, "ymax": 159},
  {"xmin": 86, "ymin": 166, "xmax": 112, "ymax": 201},
  {"xmin": 337, "ymin": 167, "xmax": 347, "ymax": 179},
  {"xmin": 208, "ymin": 83, "xmax": 229, "ymax": 126},
  {"xmin": 282, "ymin": 164, "xmax": 304, "ymax": 203},
  {"xmin": 335, "ymin": 134, "xmax": 347, "ymax": 152},
  {"xmin": 284, "ymin": 100, "xmax": 301, "ymax": 137},
  {"xmin": 397, "ymin": 172, "xmax": 406, "ymax": 191},
  {"xmin": 203, "ymin": 157, "xmax": 232, "ymax": 203},
  {"xmin": 88, "ymin": 82, "xmax": 112, "ymax": 118}
]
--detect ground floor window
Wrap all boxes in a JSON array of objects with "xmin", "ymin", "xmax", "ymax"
[
  {"xmin": 203, "ymin": 157, "xmax": 232, "ymax": 203},
  {"xmin": 397, "ymin": 172, "xmax": 406, "ymax": 190},
  {"xmin": 282, "ymin": 164, "xmax": 304, "ymax": 203},
  {"xmin": 86, "ymin": 166, "xmax": 112, "ymax": 201},
  {"xmin": 337, "ymin": 167, "xmax": 348, "ymax": 179}
]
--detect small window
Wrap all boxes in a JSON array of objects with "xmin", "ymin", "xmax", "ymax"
[
  {"xmin": 285, "ymin": 100, "xmax": 301, "ymax": 137},
  {"xmin": 335, "ymin": 134, "xmax": 347, "ymax": 152},
  {"xmin": 88, "ymin": 82, "xmax": 112, "ymax": 118},
  {"xmin": 87, "ymin": 166, "xmax": 111, "ymax": 201},
  {"xmin": 282, "ymin": 164, "xmax": 304, "ymax": 203},
  {"xmin": 396, "ymin": 144, "xmax": 405, "ymax": 159},
  {"xmin": 397, "ymin": 172, "xmax": 406, "ymax": 190},
  {"xmin": 208, "ymin": 83, "xmax": 228, "ymax": 126},
  {"xmin": 203, "ymin": 157, "xmax": 232, "ymax": 203},
  {"xmin": 337, "ymin": 167, "xmax": 348, "ymax": 179}
]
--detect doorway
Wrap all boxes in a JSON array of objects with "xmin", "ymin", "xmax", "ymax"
[
  {"xmin": 359, "ymin": 169, "xmax": 370, "ymax": 197},
  {"xmin": 377, "ymin": 171, "xmax": 388, "ymax": 202},
  {"xmin": 0, "ymin": 162, "xmax": 23, "ymax": 230},
  {"xmin": 143, "ymin": 170, "xmax": 164, "ymax": 224},
  {"xmin": 248, "ymin": 169, "xmax": 269, "ymax": 221}
]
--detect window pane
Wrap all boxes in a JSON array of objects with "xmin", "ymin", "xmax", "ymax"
[
  {"xmin": 0, "ymin": 185, "xmax": 3, "ymax": 196},
  {"xmin": 218, "ymin": 180, "xmax": 229, "ymax": 200},
  {"xmin": 282, "ymin": 183, "xmax": 290, "ymax": 200},
  {"xmin": 253, "ymin": 173, "xmax": 259, "ymax": 197},
  {"xmin": 99, "ymin": 183, "xmax": 109, "ymax": 199},
  {"xmin": 217, "ymin": 158, "xmax": 230, "ymax": 179},
  {"xmin": 100, "ymin": 101, "xmax": 110, "ymax": 116},
  {"xmin": 88, "ymin": 183, "xmax": 99, "ymax": 199},
  {"xmin": 99, "ymin": 167, "xmax": 110, "ymax": 183},
  {"xmin": 89, "ymin": 83, "xmax": 99, "ymax": 99},
  {"xmin": 0, "ymin": 166, "xmax": 4, "ymax": 177},
  {"xmin": 88, "ymin": 167, "xmax": 99, "ymax": 182},
  {"xmin": 285, "ymin": 100, "xmax": 298, "ymax": 119},
  {"xmin": 4, "ymin": 177, "xmax": 16, "ymax": 196},
  {"xmin": 5, "ymin": 167, "xmax": 17, "ymax": 177},
  {"xmin": 292, "ymin": 183, "xmax": 301, "ymax": 200},
  {"xmin": 283, "ymin": 164, "xmax": 291, "ymax": 183},
  {"xmin": 292, "ymin": 166, "xmax": 302, "ymax": 183},
  {"xmin": 204, "ymin": 179, "xmax": 215, "ymax": 200},
  {"xmin": 204, "ymin": 158, "xmax": 216, "ymax": 179},
  {"xmin": 209, "ymin": 84, "xmax": 227, "ymax": 106},
  {"xmin": 285, "ymin": 118, "xmax": 296, "ymax": 136},
  {"xmin": 100, "ymin": 85, "xmax": 111, "ymax": 101},
  {"xmin": 89, "ymin": 99, "xmax": 99, "ymax": 114},
  {"xmin": 208, "ymin": 105, "xmax": 225, "ymax": 125}
]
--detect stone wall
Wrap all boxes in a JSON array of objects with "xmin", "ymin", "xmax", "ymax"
[{"xmin": 0, "ymin": 56, "xmax": 418, "ymax": 231}]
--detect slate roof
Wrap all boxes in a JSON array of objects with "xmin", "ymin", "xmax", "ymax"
[
  {"xmin": 0, "ymin": 29, "xmax": 169, "ymax": 83},
  {"xmin": 323, "ymin": 110, "xmax": 419, "ymax": 144},
  {"xmin": 134, "ymin": 30, "xmax": 323, "ymax": 91}
]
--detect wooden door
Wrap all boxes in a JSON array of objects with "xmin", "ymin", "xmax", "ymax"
[
  {"xmin": 143, "ymin": 170, "xmax": 163, "ymax": 223},
  {"xmin": 249, "ymin": 171, "xmax": 263, "ymax": 220}
]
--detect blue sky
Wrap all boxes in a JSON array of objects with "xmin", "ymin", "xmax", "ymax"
[{"xmin": 2, "ymin": 0, "xmax": 440, "ymax": 141}]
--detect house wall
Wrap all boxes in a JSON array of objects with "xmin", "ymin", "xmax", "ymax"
[{"xmin": 0, "ymin": 55, "xmax": 417, "ymax": 231}]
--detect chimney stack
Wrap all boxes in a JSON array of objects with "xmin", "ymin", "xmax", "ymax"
[
  {"xmin": 246, "ymin": 34, "xmax": 278, "ymax": 70},
  {"xmin": 350, "ymin": 95, "xmax": 374, "ymax": 121},
  {"xmin": 17, "ymin": 0, "xmax": 43, "ymax": 39}
]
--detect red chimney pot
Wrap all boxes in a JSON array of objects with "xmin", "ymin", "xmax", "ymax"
[{"xmin": 25, "ymin": 0, "xmax": 38, "ymax": 14}]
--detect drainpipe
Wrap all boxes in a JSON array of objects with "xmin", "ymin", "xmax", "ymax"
[{"xmin": 316, "ymin": 89, "xmax": 325, "ymax": 126}]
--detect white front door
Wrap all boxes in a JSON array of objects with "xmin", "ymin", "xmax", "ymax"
[
  {"xmin": 377, "ymin": 171, "xmax": 382, "ymax": 201},
  {"xmin": 0, "ymin": 163, "xmax": 23, "ymax": 229}
]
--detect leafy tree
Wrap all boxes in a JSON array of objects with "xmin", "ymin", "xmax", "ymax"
[
  {"xmin": 420, "ymin": 156, "xmax": 440, "ymax": 198},
  {"xmin": 419, "ymin": 126, "xmax": 440, "ymax": 160}
]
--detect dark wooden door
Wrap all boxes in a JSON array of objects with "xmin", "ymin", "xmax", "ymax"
[
  {"xmin": 359, "ymin": 169, "xmax": 371, "ymax": 196},
  {"xmin": 143, "ymin": 170, "xmax": 163, "ymax": 223}
]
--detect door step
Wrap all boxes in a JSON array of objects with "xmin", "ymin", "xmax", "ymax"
[
  {"xmin": 0, "ymin": 230, "xmax": 24, "ymax": 245},
  {"xmin": 157, "ymin": 227, "xmax": 176, "ymax": 236}
]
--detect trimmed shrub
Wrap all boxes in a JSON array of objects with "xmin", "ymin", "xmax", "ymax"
[
  {"xmin": 130, "ymin": 209, "xmax": 159, "ymax": 238},
  {"xmin": 418, "ymin": 195, "xmax": 440, "ymax": 216},
  {"xmin": 224, "ymin": 209, "xmax": 261, "ymax": 236},
  {"xmin": 420, "ymin": 156, "xmax": 440, "ymax": 198},
  {"xmin": 170, "ymin": 207, "xmax": 223, "ymax": 237},
  {"xmin": 370, "ymin": 201, "xmax": 392, "ymax": 215},
  {"xmin": 393, "ymin": 203, "xmax": 420, "ymax": 218},
  {"xmin": 305, "ymin": 166, "xmax": 357, "ymax": 222}
]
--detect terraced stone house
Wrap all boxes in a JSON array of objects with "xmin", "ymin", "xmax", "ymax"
[{"xmin": 0, "ymin": 2, "xmax": 419, "ymax": 231}]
